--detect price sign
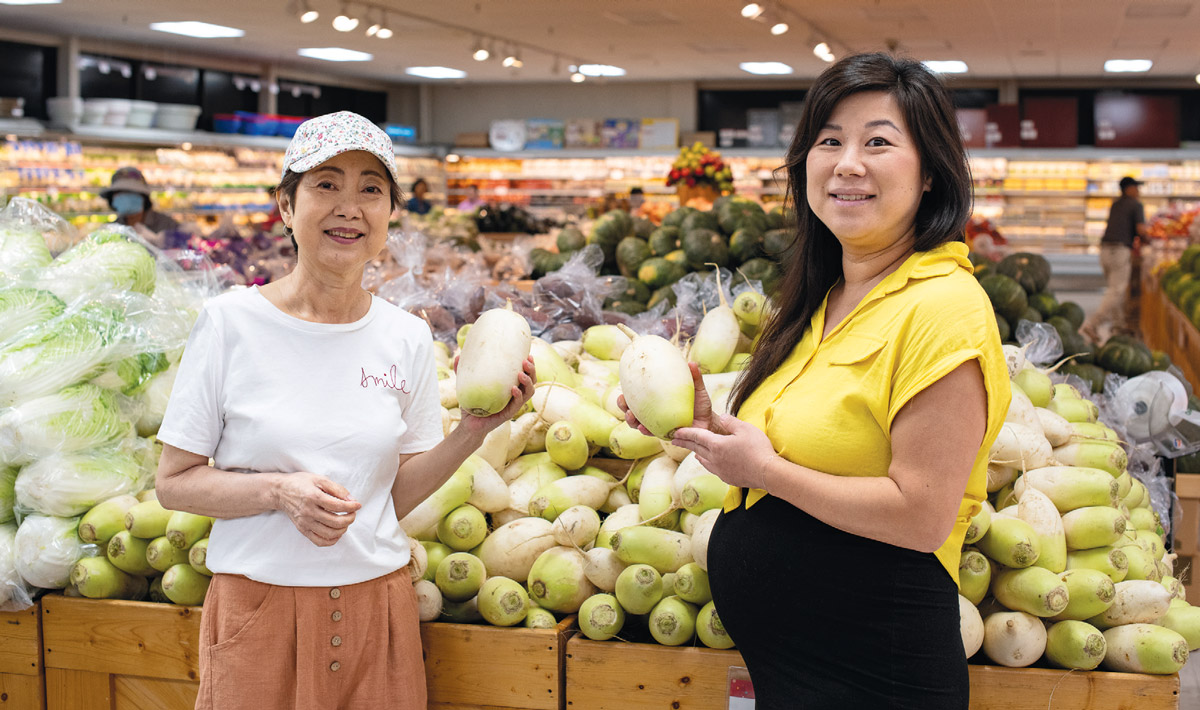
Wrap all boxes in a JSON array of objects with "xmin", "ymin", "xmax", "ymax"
[{"xmin": 727, "ymin": 666, "xmax": 755, "ymax": 709}]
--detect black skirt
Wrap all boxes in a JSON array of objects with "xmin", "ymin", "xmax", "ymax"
[{"xmin": 707, "ymin": 494, "xmax": 969, "ymax": 710}]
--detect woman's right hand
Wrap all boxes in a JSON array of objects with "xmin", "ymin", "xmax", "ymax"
[
  {"xmin": 273, "ymin": 473, "xmax": 362, "ymax": 547},
  {"xmin": 618, "ymin": 362, "xmax": 725, "ymax": 437}
]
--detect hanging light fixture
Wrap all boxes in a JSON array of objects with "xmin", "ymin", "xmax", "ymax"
[
  {"xmin": 813, "ymin": 41, "xmax": 834, "ymax": 62},
  {"xmin": 365, "ymin": 9, "xmax": 381, "ymax": 36},
  {"xmin": 375, "ymin": 13, "xmax": 393, "ymax": 39},
  {"xmin": 502, "ymin": 45, "xmax": 520, "ymax": 68},
  {"xmin": 741, "ymin": 3, "xmax": 764, "ymax": 19},
  {"xmin": 298, "ymin": 0, "xmax": 319, "ymax": 23},
  {"xmin": 770, "ymin": 21, "xmax": 789, "ymax": 35},
  {"xmin": 472, "ymin": 36, "xmax": 490, "ymax": 61},
  {"xmin": 332, "ymin": 3, "xmax": 359, "ymax": 32},
  {"xmin": 570, "ymin": 71, "xmax": 585, "ymax": 83}
]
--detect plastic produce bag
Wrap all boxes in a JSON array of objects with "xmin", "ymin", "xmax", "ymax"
[
  {"xmin": 13, "ymin": 441, "xmax": 152, "ymax": 518},
  {"xmin": 13, "ymin": 514, "xmax": 91, "ymax": 590},
  {"xmin": 0, "ymin": 466, "xmax": 15, "ymax": 524},
  {"xmin": 0, "ymin": 383, "xmax": 134, "ymax": 465},
  {"xmin": 0, "ymin": 197, "xmax": 69, "ymax": 282},
  {"xmin": 1015, "ymin": 320, "xmax": 1064, "ymax": 367},
  {"xmin": 0, "ymin": 287, "xmax": 66, "ymax": 346},
  {"xmin": 0, "ymin": 522, "xmax": 33, "ymax": 611},
  {"xmin": 35, "ymin": 227, "xmax": 158, "ymax": 305}
]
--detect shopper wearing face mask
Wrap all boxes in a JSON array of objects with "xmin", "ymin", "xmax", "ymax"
[{"xmin": 100, "ymin": 166, "xmax": 181, "ymax": 236}]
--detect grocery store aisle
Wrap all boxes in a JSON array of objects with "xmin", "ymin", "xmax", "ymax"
[{"xmin": 1182, "ymin": 656, "xmax": 1200, "ymax": 710}]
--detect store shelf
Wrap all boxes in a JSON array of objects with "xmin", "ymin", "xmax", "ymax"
[{"xmin": 43, "ymin": 123, "xmax": 442, "ymax": 156}]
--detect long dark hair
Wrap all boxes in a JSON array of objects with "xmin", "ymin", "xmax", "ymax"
[
  {"xmin": 271, "ymin": 167, "xmax": 404, "ymax": 254},
  {"xmin": 729, "ymin": 52, "xmax": 973, "ymax": 414}
]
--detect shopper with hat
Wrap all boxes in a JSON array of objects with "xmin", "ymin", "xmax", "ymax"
[
  {"xmin": 1081, "ymin": 175, "xmax": 1147, "ymax": 342},
  {"xmin": 100, "ymin": 166, "xmax": 180, "ymax": 235},
  {"xmin": 154, "ymin": 110, "xmax": 535, "ymax": 710}
]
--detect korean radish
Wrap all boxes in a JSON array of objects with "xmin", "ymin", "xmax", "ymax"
[
  {"xmin": 1061, "ymin": 506, "xmax": 1126, "ymax": 550},
  {"xmin": 608, "ymin": 422, "xmax": 665, "ymax": 460},
  {"xmin": 582, "ymin": 325, "xmax": 633, "ymax": 361},
  {"xmin": 1035, "ymin": 408, "xmax": 1073, "ymax": 447},
  {"xmin": 463, "ymin": 455, "xmax": 510, "ymax": 514},
  {"xmin": 959, "ymin": 594, "xmax": 984, "ymax": 657},
  {"xmin": 615, "ymin": 563, "xmax": 664, "ymax": 614},
  {"xmin": 1067, "ymin": 546, "xmax": 1129, "ymax": 583},
  {"xmin": 70, "ymin": 556, "xmax": 147, "ymax": 600},
  {"xmin": 477, "ymin": 576, "xmax": 530, "ymax": 627},
  {"xmin": 1159, "ymin": 605, "xmax": 1200, "ymax": 651},
  {"xmin": 107, "ymin": 531, "xmax": 154, "ymax": 577},
  {"xmin": 78, "ymin": 494, "xmax": 138, "ymax": 545},
  {"xmin": 529, "ymin": 337, "xmax": 579, "ymax": 388},
  {"xmin": 690, "ymin": 509, "xmax": 719, "ymax": 571},
  {"xmin": 987, "ymin": 464, "xmax": 1018, "ymax": 493},
  {"xmin": 989, "ymin": 423, "xmax": 1053, "ymax": 471},
  {"xmin": 638, "ymin": 455, "xmax": 681, "ymax": 526},
  {"xmin": 161, "ymin": 563, "xmax": 210, "ymax": 606},
  {"xmin": 982, "ymin": 611, "xmax": 1046, "ymax": 667},
  {"xmin": 616, "ymin": 325, "xmax": 695, "ymax": 439},
  {"xmin": 689, "ymin": 284, "xmax": 741, "ymax": 374},
  {"xmin": 1005, "ymin": 387, "xmax": 1040, "ymax": 430},
  {"xmin": 414, "ymin": 579, "xmax": 442, "ymax": 622},
  {"xmin": 977, "ymin": 516, "xmax": 1041, "ymax": 569},
  {"xmin": 992, "ymin": 567, "xmax": 1070, "ymax": 617},
  {"xmin": 579, "ymin": 593, "xmax": 625, "ymax": 640},
  {"xmin": 610, "ymin": 526, "xmax": 693, "ymax": 574},
  {"xmin": 1045, "ymin": 620, "xmax": 1106, "ymax": 670},
  {"xmin": 165, "ymin": 511, "xmax": 212, "ymax": 551},
  {"xmin": 682, "ymin": 474, "xmax": 730, "ymax": 516},
  {"xmin": 400, "ymin": 464, "xmax": 474, "ymax": 535},
  {"xmin": 146, "ymin": 537, "xmax": 189, "ymax": 573},
  {"xmin": 673, "ymin": 562, "xmax": 712, "ymax": 605},
  {"xmin": 526, "ymin": 546, "xmax": 596, "ymax": 613},
  {"xmin": 1053, "ymin": 441, "xmax": 1127, "ymax": 478},
  {"xmin": 124, "ymin": 500, "xmax": 171, "ymax": 539},
  {"xmin": 437, "ymin": 504, "xmax": 488, "ymax": 551},
  {"xmin": 1071, "ymin": 422, "xmax": 1119, "ymax": 442},
  {"xmin": 1048, "ymin": 397, "xmax": 1099, "ymax": 424},
  {"xmin": 1102, "ymin": 624, "xmax": 1189, "ymax": 674},
  {"xmin": 1121, "ymin": 545, "xmax": 1161, "ymax": 582},
  {"xmin": 508, "ymin": 459, "xmax": 567, "ymax": 514},
  {"xmin": 435, "ymin": 552, "xmax": 487, "ymax": 602},
  {"xmin": 508, "ymin": 412, "xmax": 545, "ymax": 460},
  {"xmin": 584, "ymin": 547, "xmax": 627, "ymax": 592},
  {"xmin": 1050, "ymin": 568, "xmax": 1116, "ymax": 621},
  {"xmin": 732, "ymin": 290, "xmax": 766, "ymax": 327},
  {"xmin": 1013, "ymin": 369, "xmax": 1053, "ymax": 408},
  {"xmin": 596, "ymin": 504, "xmax": 642, "ymax": 549},
  {"xmin": 1014, "ymin": 466, "xmax": 1119, "ymax": 513},
  {"xmin": 474, "ymin": 421, "xmax": 511, "ymax": 472},
  {"xmin": 476, "ymin": 517, "xmax": 557, "ymax": 583},
  {"xmin": 1088, "ymin": 579, "xmax": 1172, "ymax": 628},
  {"xmin": 524, "ymin": 607, "xmax": 556, "ymax": 629},
  {"xmin": 531, "ymin": 383, "xmax": 620, "ymax": 448},
  {"xmin": 697, "ymin": 601, "xmax": 736, "ymax": 649},
  {"xmin": 959, "ymin": 548, "xmax": 992, "ymax": 605},
  {"xmin": 545, "ymin": 421, "xmax": 589, "ymax": 470},
  {"xmin": 1002, "ymin": 344, "xmax": 1026, "ymax": 378},
  {"xmin": 552, "ymin": 505, "xmax": 601, "ymax": 548},
  {"xmin": 528, "ymin": 475, "xmax": 620, "ymax": 521},
  {"xmin": 648, "ymin": 595, "xmax": 698, "ymax": 646},
  {"xmin": 455, "ymin": 306, "xmax": 532, "ymax": 416}
]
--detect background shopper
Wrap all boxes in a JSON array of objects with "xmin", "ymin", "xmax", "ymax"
[
  {"xmin": 405, "ymin": 177, "xmax": 433, "ymax": 215},
  {"xmin": 625, "ymin": 53, "xmax": 1009, "ymax": 709},
  {"xmin": 154, "ymin": 111, "xmax": 534, "ymax": 710},
  {"xmin": 1082, "ymin": 175, "xmax": 1148, "ymax": 343},
  {"xmin": 101, "ymin": 166, "xmax": 180, "ymax": 240}
]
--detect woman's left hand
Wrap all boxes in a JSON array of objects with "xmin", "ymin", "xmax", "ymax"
[
  {"xmin": 457, "ymin": 357, "xmax": 537, "ymax": 439},
  {"xmin": 672, "ymin": 414, "xmax": 778, "ymax": 489}
]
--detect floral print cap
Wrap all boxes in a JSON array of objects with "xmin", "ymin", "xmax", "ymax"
[{"xmin": 281, "ymin": 111, "xmax": 399, "ymax": 185}]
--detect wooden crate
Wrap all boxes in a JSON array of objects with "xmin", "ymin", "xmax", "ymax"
[
  {"xmin": 422, "ymin": 615, "xmax": 574, "ymax": 710},
  {"xmin": 1140, "ymin": 272, "xmax": 1200, "ymax": 393},
  {"xmin": 42, "ymin": 594, "xmax": 574, "ymax": 710},
  {"xmin": 564, "ymin": 637, "xmax": 1180, "ymax": 710},
  {"xmin": 0, "ymin": 601, "xmax": 45, "ymax": 710}
]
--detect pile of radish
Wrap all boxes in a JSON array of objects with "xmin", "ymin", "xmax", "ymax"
[
  {"xmin": 407, "ymin": 297, "xmax": 762, "ymax": 646},
  {"xmin": 958, "ymin": 344, "xmax": 1194, "ymax": 674}
]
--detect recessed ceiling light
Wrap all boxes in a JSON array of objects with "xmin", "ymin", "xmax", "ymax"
[
  {"xmin": 770, "ymin": 22, "xmax": 789, "ymax": 36},
  {"xmin": 1104, "ymin": 59, "xmax": 1153, "ymax": 72},
  {"xmin": 813, "ymin": 42, "xmax": 834, "ymax": 62},
  {"xmin": 570, "ymin": 72, "xmax": 586, "ymax": 83},
  {"xmin": 298, "ymin": 47, "xmax": 373, "ymax": 62},
  {"xmin": 923, "ymin": 60, "xmax": 969, "ymax": 74},
  {"xmin": 406, "ymin": 66, "xmax": 467, "ymax": 79},
  {"xmin": 741, "ymin": 3, "xmax": 764, "ymax": 19},
  {"xmin": 150, "ymin": 21, "xmax": 244, "ymax": 39},
  {"xmin": 579, "ymin": 64, "xmax": 625, "ymax": 77},
  {"xmin": 1196, "ymin": 73, "xmax": 1200, "ymax": 85},
  {"xmin": 0, "ymin": 0, "xmax": 63, "ymax": 5},
  {"xmin": 739, "ymin": 62, "xmax": 793, "ymax": 75}
]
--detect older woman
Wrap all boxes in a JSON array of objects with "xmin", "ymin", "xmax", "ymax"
[
  {"xmin": 155, "ymin": 111, "xmax": 534, "ymax": 710},
  {"xmin": 628, "ymin": 54, "xmax": 1009, "ymax": 708}
]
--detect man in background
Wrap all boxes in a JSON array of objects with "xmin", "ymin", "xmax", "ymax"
[{"xmin": 1081, "ymin": 176, "xmax": 1147, "ymax": 343}]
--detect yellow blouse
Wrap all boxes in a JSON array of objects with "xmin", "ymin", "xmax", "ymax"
[{"xmin": 724, "ymin": 241, "xmax": 1010, "ymax": 585}]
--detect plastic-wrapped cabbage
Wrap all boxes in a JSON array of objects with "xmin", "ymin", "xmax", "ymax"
[
  {"xmin": 0, "ymin": 304, "xmax": 125, "ymax": 407},
  {"xmin": 92, "ymin": 351, "xmax": 169, "ymax": 395},
  {"xmin": 0, "ymin": 288, "xmax": 65, "ymax": 345},
  {"xmin": 14, "ymin": 445, "xmax": 151, "ymax": 517},
  {"xmin": 0, "ymin": 522, "xmax": 32, "ymax": 610},
  {"xmin": 37, "ymin": 229, "xmax": 157, "ymax": 303},
  {"xmin": 14, "ymin": 514, "xmax": 87, "ymax": 589},
  {"xmin": 0, "ymin": 384, "xmax": 133, "ymax": 465},
  {"xmin": 0, "ymin": 467, "xmax": 15, "ymax": 524},
  {"xmin": 0, "ymin": 224, "xmax": 53, "ymax": 275},
  {"xmin": 135, "ymin": 364, "xmax": 177, "ymax": 437}
]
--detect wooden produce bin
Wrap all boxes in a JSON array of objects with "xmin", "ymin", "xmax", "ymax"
[
  {"xmin": 0, "ymin": 601, "xmax": 45, "ymax": 710},
  {"xmin": 564, "ymin": 638, "xmax": 1180, "ymax": 710},
  {"xmin": 42, "ymin": 594, "xmax": 574, "ymax": 710},
  {"xmin": 1140, "ymin": 270, "xmax": 1200, "ymax": 392},
  {"xmin": 421, "ymin": 615, "xmax": 574, "ymax": 710},
  {"xmin": 1174, "ymin": 473, "xmax": 1200, "ymax": 605}
]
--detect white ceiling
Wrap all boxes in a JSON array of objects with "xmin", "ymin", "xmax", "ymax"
[{"xmin": 1, "ymin": 0, "xmax": 1199, "ymax": 85}]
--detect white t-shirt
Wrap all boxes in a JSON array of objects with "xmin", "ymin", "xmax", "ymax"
[{"xmin": 157, "ymin": 287, "xmax": 443, "ymax": 586}]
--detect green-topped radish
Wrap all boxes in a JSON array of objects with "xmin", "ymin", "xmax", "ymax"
[
  {"xmin": 610, "ymin": 526, "xmax": 693, "ymax": 574},
  {"xmin": 456, "ymin": 323, "xmax": 471, "ymax": 349},
  {"xmin": 582, "ymin": 325, "xmax": 634, "ymax": 361},
  {"xmin": 583, "ymin": 547, "xmax": 628, "ymax": 592},
  {"xmin": 682, "ymin": 474, "xmax": 730, "ymax": 516},
  {"xmin": 526, "ymin": 546, "xmax": 596, "ymax": 613},
  {"xmin": 399, "ymin": 463, "xmax": 474, "ymax": 535},
  {"xmin": 107, "ymin": 531, "xmax": 155, "ymax": 576},
  {"xmin": 689, "ymin": 279, "xmax": 741, "ymax": 374},
  {"xmin": 959, "ymin": 548, "xmax": 992, "ymax": 605},
  {"xmin": 615, "ymin": 563, "xmax": 664, "ymax": 614},
  {"xmin": 70, "ymin": 556, "xmax": 147, "ymax": 600},
  {"xmin": 977, "ymin": 516, "xmax": 1041, "ymax": 569},
  {"xmin": 1070, "ymin": 421, "xmax": 1119, "ymax": 442},
  {"xmin": 124, "ymin": 500, "xmax": 171, "ymax": 539},
  {"xmin": 1130, "ymin": 507, "xmax": 1158, "ymax": 532},
  {"xmin": 1061, "ymin": 506, "xmax": 1126, "ymax": 550},
  {"xmin": 524, "ymin": 607, "xmax": 557, "ymax": 629},
  {"xmin": 1121, "ymin": 545, "xmax": 1161, "ymax": 582},
  {"xmin": 508, "ymin": 458, "xmax": 568, "ymax": 515},
  {"xmin": 1035, "ymin": 408, "xmax": 1073, "ymax": 447},
  {"xmin": 1005, "ymin": 387, "xmax": 1040, "ymax": 430},
  {"xmin": 732, "ymin": 290, "xmax": 767, "ymax": 327},
  {"xmin": 990, "ymin": 422, "xmax": 1054, "ymax": 471},
  {"xmin": 987, "ymin": 464, "xmax": 1018, "ymax": 493},
  {"xmin": 638, "ymin": 455, "xmax": 681, "ymax": 527},
  {"xmin": 473, "ymin": 420, "xmax": 510, "ymax": 473},
  {"xmin": 436, "ymin": 552, "xmax": 487, "ymax": 602},
  {"xmin": 1014, "ymin": 466, "xmax": 1119, "ymax": 513},
  {"xmin": 477, "ymin": 576, "xmax": 531, "ymax": 627},
  {"xmin": 531, "ymin": 383, "xmax": 620, "ymax": 448},
  {"xmin": 1088, "ymin": 579, "xmax": 1172, "ymax": 628},
  {"xmin": 528, "ymin": 475, "xmax": 622, "ymax": 521},
  {"xmin": 162, "ymin": 563, "xmax": 211, "ymax": 606},
  {"xmin": 697, "ymin": 601, "xmax": 736, "ymax": 649},
  {"xmin": 1067, "ymin": 546, "xmax": 1128, "ymax": 583},
  {"xmin": 188, "ymin": 538, "xmax": 211, "ymax": 576},
  {"xmin": 992, "ymin": 567, "xmax": 1070, "ymax": 617},
  {"xmin": 78, "ymin": 494, "xmax": 139, "ymax": 545},
  {"xmin": 1002, "ymin": 344, "xmax": 1027, "ymax": 379},
  {"xmin": 1017, "ymin": 487, "xmax": 1066, "ymax": 573},
  {"xmin": 459, "ymin": 455, "xmax": 509, "ymax": 514},
  {"xmin": 165, "ymin": 511, "xmax": 212, "ymax": 550},
  {"xmin": 1048, "ymin": 396, "xmax": 1099, "ymax": 423},
  {"xmin": 1050, "ymin": 568, "xmax": 1116, "ymax": 621},
  {"xmin": 414, "ymin": 579, "xmax": 442, "ymax": 622},
  {"xmin": 1053, "ymin": 441, "xmax": 1127, "ymax": 478},
  {"xmin": 595, "ymin": 504, "xmax": 641, "ymax": 550},
  {"xmin": 608, "ymin": 422, "xmax": 665, "ymax": 459},
  {"xmin": 615, "ymin": 324, "xmax": 695, "ymax": 439},
  {"xmin": 1045, "ymin": 621, "xmax": 1106, "ymax": 670},
  {"xmin": 456, "ymin": 305, "xmax": 532, "ymax": 416},
  {"xmin": 437, "ymin": 504, "xmax": 488, "ymax": 551},
  {"xmin": 673, "ymin": 562, "xmax": 712, "ymax": 605},
  {"xmin": 579, "ymin": 593, "xmax": 625, "ymax": 640},
  {"xmin": 529, "ymin": 337, "xmax": 579, "ymax": 388},
  {"xmin": 648, "ymin": 595, "xmax": 698, "ymax": 646},
  {"xmin": 1159, "ymin": 605, "xmax": 1200, "ymax": 651},
  {"xmin": 691, "ymin": 509, "xmax": 719, "ymax": 571},
  {"xmin": 146, "ymin": 536, "xmax": 190, "ymax": 573},
  {"xmin": 1102, "ymin": 624, "xmax": 1189, "ymax": 674},
  {"xmin": 544, "ymin": 421, "xmax": 588, "ymax": 470}
]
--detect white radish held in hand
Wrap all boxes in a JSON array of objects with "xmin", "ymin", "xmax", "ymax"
[
  {"xmin": 456, "ymin": 305, "xmax": 532, "ymax": 416},
  {"xmin": 616, "ymin": 324, "xmax": 695, "ymax": 439}
]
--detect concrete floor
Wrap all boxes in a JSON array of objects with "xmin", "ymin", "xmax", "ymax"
[{"xmin": 1182, "ymin": 655, "xmax": 1200, "ymax": 710}]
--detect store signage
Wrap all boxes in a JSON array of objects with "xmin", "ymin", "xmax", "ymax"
[{"xmin": 728, "ymin": 666, "xmax": 755, "ymax": 709}]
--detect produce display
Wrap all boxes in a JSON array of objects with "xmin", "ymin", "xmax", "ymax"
[
  {"xmin": 0, "ymin": 197, "xmax": 212, "ymax": 610},
  {"xmin": 1161, "ymin": 243, "xmax": 1200, "ymax": 330},
  {"xmin": 534, "ymin": 200, "xmax": 791, "ymax": 310},
  {"xmin": 973, "ymin": 250, "xmax": 1179, "ymax": 394},
  {"xmin": 959, "ymin": 348, "xmax": 1193, "ymax": 674}
]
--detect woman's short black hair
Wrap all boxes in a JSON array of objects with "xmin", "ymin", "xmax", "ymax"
[{"xmin": 411, "ymin": 178, "xmax": 428, "ymax": 192}]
